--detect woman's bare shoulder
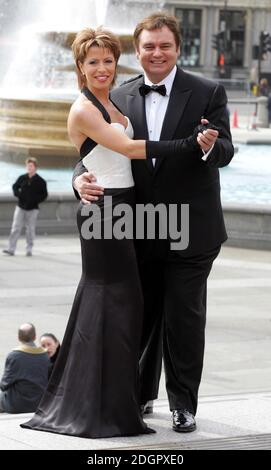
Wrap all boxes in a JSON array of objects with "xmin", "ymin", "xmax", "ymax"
[{"xmin": 69, "ymin": 96, "xmax": 101, "ymax": 125}]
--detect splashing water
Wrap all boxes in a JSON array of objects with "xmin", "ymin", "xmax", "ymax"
[
  {"xmin": 0, "ymin": 0, "xmax": 167, "ymax": 95},
  {"xmin": 0, "ymin": 0, "xmax": 110, "ymax": 94}
]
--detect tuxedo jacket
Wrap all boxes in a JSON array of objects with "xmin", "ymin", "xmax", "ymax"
[{"xmin": 73, "ymin": 68, "xmax": 234, "ymax": 256}]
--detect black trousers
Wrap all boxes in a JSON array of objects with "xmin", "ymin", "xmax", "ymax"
[{"xmin": 138, "ymin": 244, "xmax": 221, "ymax": 415}]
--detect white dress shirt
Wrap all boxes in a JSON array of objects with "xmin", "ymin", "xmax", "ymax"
[{"xmin": 144, "ymin": 65, "xmax": 213, "ymax": 164}]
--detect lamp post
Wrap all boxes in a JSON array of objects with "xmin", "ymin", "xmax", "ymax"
[
  {"xmin": 222, "ymin": 0, "xmax": 232, "ymax": 78},
  {"xmin": 258, "ymin": 31, "xmax": 271, "ymax": 83},
  {"xmin": 223, "ymin": 0, "xmax": 228, "ymax": 59}
]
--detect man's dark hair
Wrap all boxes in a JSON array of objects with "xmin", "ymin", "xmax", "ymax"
[
  {"xmin": 134, "ymin": 11, "xmax": 181, "ymax": 50},
  {"xmin": 18, "ymin": 323, "xmax": 36, "ymax": 343},
  {"xmin": 40, "ymin": 333, "xmax": 59, "ymax": 344}
]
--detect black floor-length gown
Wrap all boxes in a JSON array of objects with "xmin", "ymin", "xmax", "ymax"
[{"xmin": 20, "ymin": 88, "xmax": 151, "ymax": 438}]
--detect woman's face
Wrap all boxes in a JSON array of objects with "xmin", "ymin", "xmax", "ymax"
[
  {"xmin": 40, "ymin": 336, "xmax": 58, "ymax": 357},
  {"xmin": 79, "ymin": 46, "xmax": 116, "ymax": 91}
]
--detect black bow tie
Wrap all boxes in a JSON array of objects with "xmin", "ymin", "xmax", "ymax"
[{"xmin": 139, "ymin": 84, "xmax": 167, "ymax": 97}]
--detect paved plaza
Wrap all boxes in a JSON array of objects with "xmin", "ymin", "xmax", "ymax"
[{"xmin": 0, "ymin": 235, "xmax": 271, "ymax": 449}]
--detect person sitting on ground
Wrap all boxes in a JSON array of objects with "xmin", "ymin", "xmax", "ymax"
[
  {"xmin": 0, "ymin": 323, "xmax": 49, "ymax": 413},
  {"xmin": 40, "ymin": 333, "xmax": 61, "ymax": 377}
]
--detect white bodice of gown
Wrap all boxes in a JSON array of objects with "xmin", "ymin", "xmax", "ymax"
[{"xmin": 82, "ymin": 118, "xmax": 135, "ymax": 188}]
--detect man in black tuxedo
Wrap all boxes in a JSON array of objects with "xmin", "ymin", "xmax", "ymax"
[{"xmin": 72, "ymin": 12, "xmax": 234, "ymax": 432}]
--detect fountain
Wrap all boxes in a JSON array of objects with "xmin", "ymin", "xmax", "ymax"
[
  {"xmin": 0, "ymin": 0, "xmax": 168, "ymax": 167},
  {"xmin": 0, "ymin": 0, "xmax": 148, "ymax": 167}
]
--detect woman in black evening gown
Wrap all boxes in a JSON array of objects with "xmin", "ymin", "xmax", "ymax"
[{"xmin": 21, "ymin": 27, "xmax": 208, "ymax": 438}]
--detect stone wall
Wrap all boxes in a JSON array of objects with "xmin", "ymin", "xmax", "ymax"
[
  {"xmin": 0, "ymin": 192, "xmax": 78, "ymax": 236},
  {"xmin": 1, "ymin": 194, "xmax": 270, "ymax": 250}
]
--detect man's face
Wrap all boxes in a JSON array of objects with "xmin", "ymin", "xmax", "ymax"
[
  {"xmin": 26, "ymin": 162, "xmax": 36, "ymax": 175},
  {"xmin": 136, "ymin": 26, "xmax": 180, "ymax": 83}
]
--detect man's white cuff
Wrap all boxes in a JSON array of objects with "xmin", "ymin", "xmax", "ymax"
[{"xmin": 201, "ymin": 144, "xmax": 214, "ymax": 161}]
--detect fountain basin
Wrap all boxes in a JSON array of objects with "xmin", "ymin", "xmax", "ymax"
[
  {"xmin": 0, "ymin": 95, "xmax": 78, "ymax": 165},
  {"xmin": 41, "ymin": 30, "xmax": 135, "ymax": 53}
]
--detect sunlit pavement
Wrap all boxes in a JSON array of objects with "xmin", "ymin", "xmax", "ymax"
[
  {"xmin": 0, "ymin": 235, "xmax": 271, "ymax": 449},
  {"xmin": 231, "ymin": 126, "xmax": 271, "ymax": 144}
]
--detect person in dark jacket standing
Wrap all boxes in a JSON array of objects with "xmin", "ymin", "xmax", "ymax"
[
  {"xmin": 3, "ymin": 157, "xmax": 47, "ymax": 256},
  {"xmin": 0, "ymin": 323, "xmax": 49, "ymax": 413}
]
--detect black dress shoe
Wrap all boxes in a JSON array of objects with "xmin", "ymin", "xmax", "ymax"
[
  {"xmin": 172, "ymin": 409, "xmax": 196, "ymax": 433},
  {"xmin": 140, "ymin": 400, "xmax": 154, "ymax": 415},
  {"xmin": 144, "ymin": 426, "xmax": 156, "ymax": 434}
]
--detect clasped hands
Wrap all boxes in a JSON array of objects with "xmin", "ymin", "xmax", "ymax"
[
  {"xmin": 197, "ymin": 118, "xmax": 219, "ymax": 152},
  {"xmin": 75, "ymin": 118, "xmax": 219, "ymax": 204}
]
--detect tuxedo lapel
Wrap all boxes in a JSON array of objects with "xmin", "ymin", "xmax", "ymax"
[
  {"xmin": 160, "ymin": 89, "xmax": 192, "ymax": 140},
  {"xmin": 125, "ymin": 78, "xmax": 148, "ymax": 139},
  {"xmin": 122, "ymin": 69, "xmax": 193, "ymax": 175},
  {"xmin": 125, "ymin": 79, "xmax": 153, "ymax": 173},
  {"xmin": 154, "ymin": 69, "xmax": 192, "ymax": 174}
]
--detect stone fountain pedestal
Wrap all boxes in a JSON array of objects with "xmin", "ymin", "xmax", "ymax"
[
  {"xmin": 0, "ymin": 95, "xmax": 78, "ymax": 167},
  {"xmin": 0, "ymin": 28, "xmax": 138, "ymax": 167}
]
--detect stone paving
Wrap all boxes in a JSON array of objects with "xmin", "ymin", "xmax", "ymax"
[{"xmin": 0, "ymin": 235, "xmax": 271, "ymax": 449}]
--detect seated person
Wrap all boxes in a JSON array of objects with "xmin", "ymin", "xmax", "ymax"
[
  {"xmin": 0, "ymin": 323, "xmax": 49, "ymax": 413},
  {"xmin": 40, "ymin": 333, "xmax": 61, "ymax": 377}
]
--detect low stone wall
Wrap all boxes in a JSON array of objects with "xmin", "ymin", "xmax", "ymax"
[
  {"xmin": 222, "ymin": 203, "xmax": 271, "ymax": 250},
  {"xmin": 0, "ymin": 192, "xmax": 78, "ymax": 235},
  {"xmin": 1, "ymin": 193, "xmax": 270, "ymax": 250}
]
